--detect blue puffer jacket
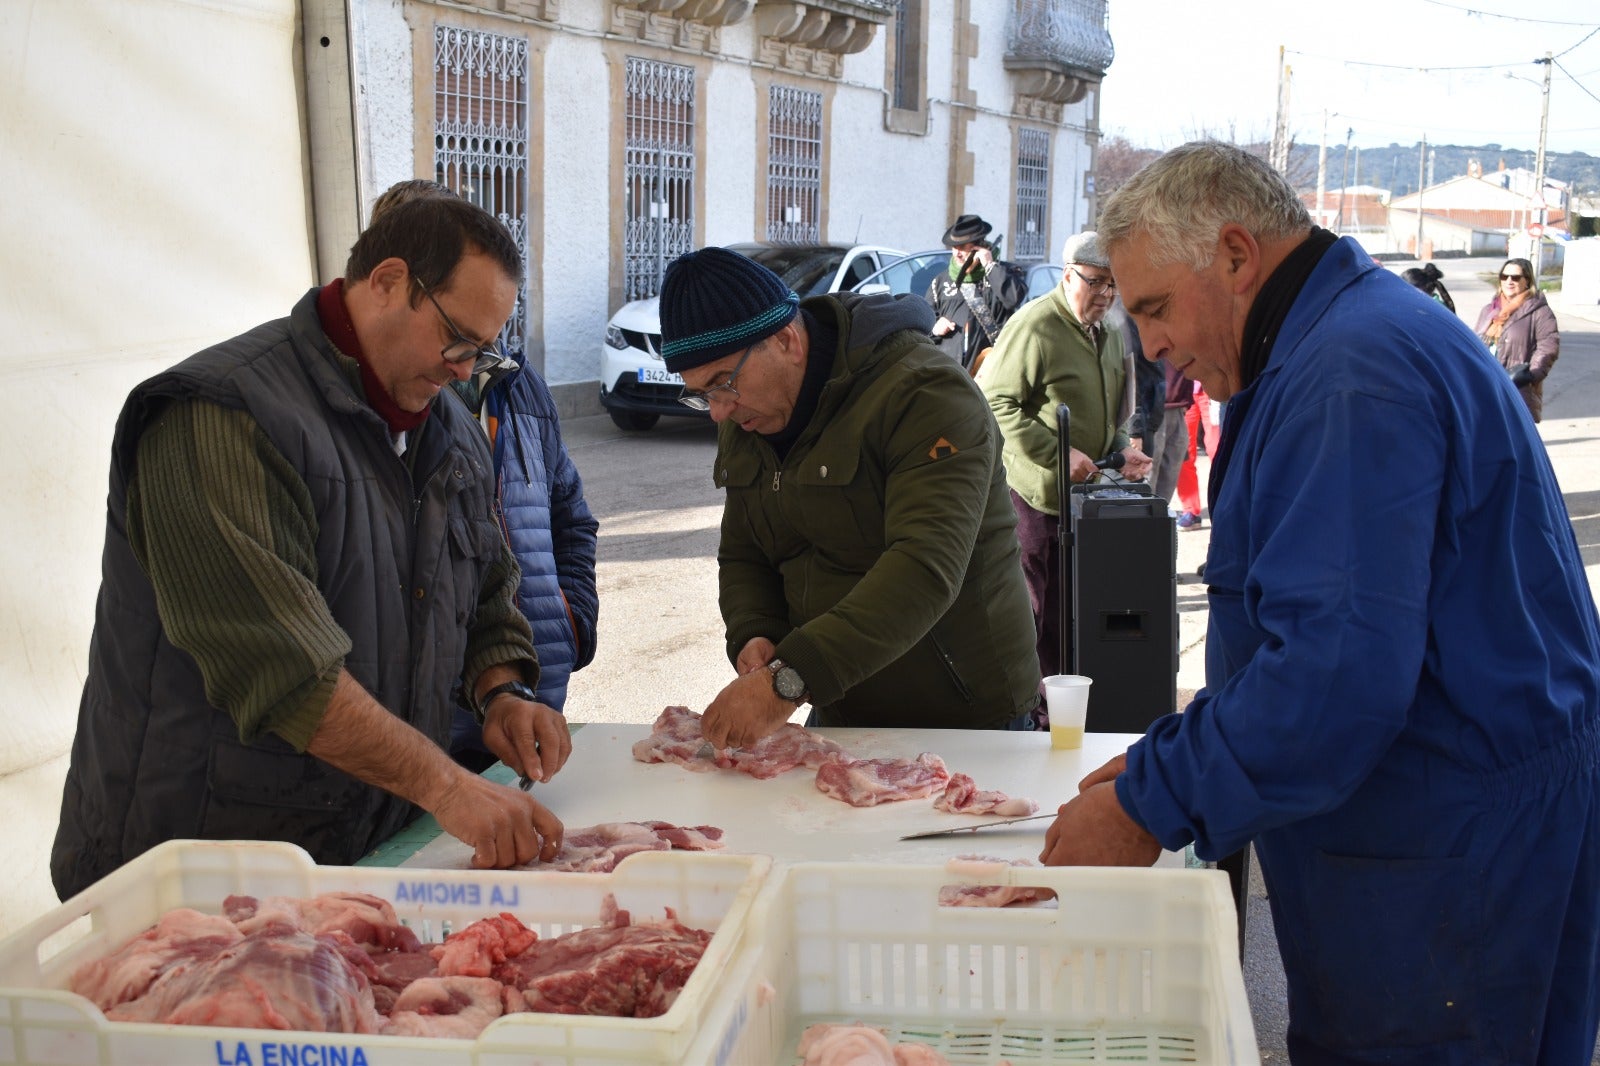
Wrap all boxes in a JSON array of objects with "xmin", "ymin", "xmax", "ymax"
[
  {"xmin": 485, "ymin": 359, "xmax": 599, "ymax": 710},
  {"xmin": 1118, "ymin": 239, "xmax": 1600, "ymax": 1061}
]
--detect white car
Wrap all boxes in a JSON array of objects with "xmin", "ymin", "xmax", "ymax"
[{"xmin": 599, "ymin": 242, "xmax": 905, "ymax": 430}]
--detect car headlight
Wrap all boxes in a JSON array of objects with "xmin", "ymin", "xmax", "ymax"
[{"xmin": 604, "ymin": 325, "xmax": 629, "ymax": 350}]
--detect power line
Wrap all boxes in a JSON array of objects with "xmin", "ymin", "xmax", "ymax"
[
  {"xmin": 1286, "ymin": 48, "xmax": 1541, "ymax": 73},
  {"xmin": 1555, "ymin": 24, "xmax": 1600, "ymax": 60},
  {"xmin": 1416, "ymin": 0, "xmax": 1600, "ymax": 28},
  {"xmin": 1554, "ymin": 58, "xmax": 1600, "ymax": 105}
]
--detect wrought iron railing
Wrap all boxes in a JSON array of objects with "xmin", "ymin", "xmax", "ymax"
[{"xmin": 1005, "ymin": 0, "xmax": 1113, "ymax": 75}]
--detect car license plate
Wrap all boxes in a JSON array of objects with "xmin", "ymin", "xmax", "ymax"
[{"xmin": 638, "ymin": 367, "xmax": 683, "ymax": 386}]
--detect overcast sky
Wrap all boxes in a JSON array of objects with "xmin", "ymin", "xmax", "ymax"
[{"xmin": 1098, "ymin": 0, "xmax": 1600, "ymax": 156}]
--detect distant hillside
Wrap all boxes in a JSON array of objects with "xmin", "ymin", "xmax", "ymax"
[{"xmin": 1287, "ymin": 141, "xmax": 1599, "ymax": 197}]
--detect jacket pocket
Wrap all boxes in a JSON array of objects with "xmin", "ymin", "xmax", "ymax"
[
  {"xmin": 787, "ymin": 444, "xmax": 884, "ymax": 564},
  {"xmin": 1281, "ymin": 850, "xmax": 1479, "ymax": 1048}
]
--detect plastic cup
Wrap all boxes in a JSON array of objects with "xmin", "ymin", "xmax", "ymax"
[{"xmin": 1043, "ymin": 674, "xmax": 1092, "ymax": 749}]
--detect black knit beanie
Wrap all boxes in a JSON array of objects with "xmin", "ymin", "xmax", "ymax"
[{"xmin": 659, "ymin": 247, "xmax": 800, "ymax": 373}]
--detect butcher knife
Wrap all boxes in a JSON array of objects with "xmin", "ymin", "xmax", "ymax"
[{"xmin": 899, "ymin": 813, "xmax": 1056, "ymax": 841}]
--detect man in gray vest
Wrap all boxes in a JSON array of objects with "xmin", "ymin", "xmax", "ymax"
[{"xmin": 52, "ymin": 196, "xmax": 570, "ymax": 899}]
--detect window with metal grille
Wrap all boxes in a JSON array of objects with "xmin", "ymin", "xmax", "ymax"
[
  {"xmin": 767, "ymin": 86, "xmax": 822, "ymax": 245},
  {"xmin": 624, "ymin": 57, "xmax": 696, "ymax": 302},
  {"xmin": 890, "ymin": 0, "xmax": 923, "ymax": 112},
  {"xmin": 1014, "ymin": 127, "xmax": 1050, "ymax": 263},
  {"xmin": 433, "ymin": 25, "xmax": 530, "ymax": 353}
]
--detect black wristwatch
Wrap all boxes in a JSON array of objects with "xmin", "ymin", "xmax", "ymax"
[
  {"xmin": 476, "ymin": 679, "xmax": 537, "ymax": 719},
  {"xmin": 768, "ymin": 659, "xmax": 809, "ymax": 705}
]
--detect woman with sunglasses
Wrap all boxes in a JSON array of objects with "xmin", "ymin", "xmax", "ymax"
[{"xmin": 1473, "ymin": 257, "xmax": 1561, "ymax": 422}]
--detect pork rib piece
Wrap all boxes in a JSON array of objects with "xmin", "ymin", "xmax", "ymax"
[
  {"xmin": 937, "ymin": 856, "xmax": 1055, "ymax": 908},
  {"xmin": 540, "ymin": 820, "xmax": 724, "ymax": 873},
  {"xmin": 432, "ymin": 913, "xmax": 540, "ymax": 978},
  {"xmin": 932, "ymin": 773, "xmax": 1039, "ymax": 818},
  {"xmin": 797, "ymin": 1023, "xmax": 953, "ymax": 1065},
  {"xmin": 492, "ymin": 895, "xmax": 712, "ymax": 1018},
  {"xmin": 632, "ymin": 705, "xmax": 846, "ymax": 779},
  {"xmin": 814, "ymin": 752, "xmax": 950, "ymax": 807},
  {"xmin": 104, "ymin": 928, "xmax": 382, "ymax": 1033},
  {"xmin": 380, "ymin": 976, "xmax": 511, "ymax": 1038},
  {"xmin": 224, "ymin": 892, "xmax": 421, "ymax": 953},
  {"xmin": 69, "ymin": 908, "xmax": 243, "ymax": 1011}
]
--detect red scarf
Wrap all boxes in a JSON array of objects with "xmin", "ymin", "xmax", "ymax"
[{"xmin": 316, "ymin": 279, "xmax": 430, "ymax": 434}]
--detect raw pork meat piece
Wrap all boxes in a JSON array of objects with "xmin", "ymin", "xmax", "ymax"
[
  {"xmin": 432, "ymin": 913, "xmax": 540, "ymax": 978},
  {"xmin": 814, "ymin": 752, "xmax": 950, "ymax": 807},
  {"xmin": 380, "ymin": 976, "xmax": 510, "ymax": 1038},
  {"xmin": 69, "ymin": 908, "xmax": 242, "ymax": 1010},
  {"xmin": 796, "ymin": 1023, "xmax": 952, "ymax": 1065},
  {"xmin": 932, "ymin": 773, "xmax": 1039, "ymax": 818},
  {"xmin": 104, "ymin": 928, "xmax": 382, "ymax": 1033},
  {"xmin": 493, "ymin": 895, "xmax": 711, "ymax": 1017},
  {"xmin": 366, "ymin": 948, "xmax": 439, "ymax": 1014},
  {"xmin": 937, "ymin": 856, "xmax": 1055, "ymax": 908},
  {"xmin": 224, "ymin": 891, "xmax": 422, "ymax": 953},
  {"xmin": 541, "ymin": 820, "xmax": 724, "ymax": 873},
  {"xmin": 633, "ymin": 705, "xmax": 846, "ymax": 779}
]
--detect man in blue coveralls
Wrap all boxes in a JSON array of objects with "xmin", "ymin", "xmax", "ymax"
[{"xmin": 1041, "ymin": 140, "xmax": 1600, "ymax": 1064}]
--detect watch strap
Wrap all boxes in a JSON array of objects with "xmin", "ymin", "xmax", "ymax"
[
  {"xmin": 476, "ymin": 679, "xmax": 537, "ymax": 720},
  {"xmin": 768, "ymin": 659, "xmax": 809, "ymax": 704}
]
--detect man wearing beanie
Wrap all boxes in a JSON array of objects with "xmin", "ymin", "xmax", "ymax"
[
  {"xmin": 926, "ymin": 214, "xmax": 1029, "ymax": 371},
  {"xmin": 976, "ymin": 231, "xmax": 1151, "ymax": 677},
  {"xmin": 660, "ymin": 246, "xmax": 1041, "ymax": 748}
]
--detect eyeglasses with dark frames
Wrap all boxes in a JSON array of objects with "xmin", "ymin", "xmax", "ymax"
[
  {"xmin": 1070, "ymin": 266, "xmax": 1118, "ymax": 294},
  {"xmin": 1499, "ymin": 272, "xmax": 1527, "ymax": 282},
  {"xmin": 412, "ymin": 273, "xmax": 513, "ymax": 375},
  {"xmin": 678, "ymin": 342, "xmax": 759, "ymax": 411}
]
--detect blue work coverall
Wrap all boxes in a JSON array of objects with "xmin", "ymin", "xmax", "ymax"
[{"xmin": 1118, "ymin": 238, "xmax": 1600, "ymax": 1063}]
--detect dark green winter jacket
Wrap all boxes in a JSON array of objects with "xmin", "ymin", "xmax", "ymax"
[{"xmin": 712, "ymin": 292, "xmax": 1041, "ymax": 728}]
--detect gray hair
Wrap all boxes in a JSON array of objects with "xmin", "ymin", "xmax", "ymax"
[
  {"xmin": 1060, "ymin": 230, "xmax": 1109, "ymax": 269},
  {"xmin": 1098, "ymin": 141, "xmax": 1312, "ymax": 270}
]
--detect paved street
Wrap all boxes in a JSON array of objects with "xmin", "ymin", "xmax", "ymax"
[{"xmin": 559, "ymin": 256, "xmax": 1600, "ymax": 1059}]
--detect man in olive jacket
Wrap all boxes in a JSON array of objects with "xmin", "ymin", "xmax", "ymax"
[
  {"xmin": 659, "ymin": 247, "xmax": 1041, "ymax": 749},
  {"xmin": 977, "ymin": 232, "xmax": 1150, "ymax": 677}
]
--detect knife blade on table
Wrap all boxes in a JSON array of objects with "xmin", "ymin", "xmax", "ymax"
[{"xmin": 899, "ymin": 813, "xmax": 1056, "ymax": 841}]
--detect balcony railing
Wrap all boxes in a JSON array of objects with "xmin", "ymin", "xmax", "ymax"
[{"xmin": 1005, "ymin": 0, "xmax": 1112, "ymax": 104}]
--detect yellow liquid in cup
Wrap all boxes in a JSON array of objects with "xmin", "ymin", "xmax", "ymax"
[{"xmin": 1050, "ymin": 724, "xmax": 1084, "ymax": 750}]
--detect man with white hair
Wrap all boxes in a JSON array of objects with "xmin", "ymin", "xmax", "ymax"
[
  {"xmin": 1040, "ymin": 141, "xmax": 1600, "ymax": 1063},
  {"xmin": 976, "ymin": 231, "xmax": 1150, "ymax": 678}
]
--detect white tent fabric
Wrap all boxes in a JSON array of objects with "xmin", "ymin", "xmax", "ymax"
[{"xmin": 0, "ymin": 0, "xmax": 313, "ymax": 935}]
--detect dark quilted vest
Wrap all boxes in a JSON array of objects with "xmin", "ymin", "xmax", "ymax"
[{"xmin": 51, "ymin": 289, "xmax": 504, "ymax": 899}]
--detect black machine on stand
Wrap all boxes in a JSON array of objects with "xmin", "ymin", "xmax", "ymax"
[
  {"xmin": 1052, "ymin": 404, "xmax": 1177, "ymax": 730},
  {"xmin": 1053, "ymin": 403, "xmax": 1251, "ymax": 954}
]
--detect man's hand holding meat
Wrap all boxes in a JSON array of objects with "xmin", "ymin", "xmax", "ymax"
[
  {"xmin": 1038, "ymin": 754, "xmax": 1159, "ymax": 867},
  {"xmin": 700, "ymin": 668, "xmax": 796, "ymax": 750}
]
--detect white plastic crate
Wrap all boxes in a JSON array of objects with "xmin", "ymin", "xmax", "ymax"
[
  {"xmin": 688, "ymin": 861, "xmax": 1258, "ymax": 1065},
  {"xmin": 0, "ymin": 839, "xmax": 770, "ymax": 1066}
]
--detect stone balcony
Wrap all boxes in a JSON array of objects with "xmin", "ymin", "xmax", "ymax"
[
  {"xmin": 1004, "ymin": 0, "xmax": 1113, "ymax": 114},
  {"xmin": 607, "ymin": 0, "xmax": 891, "ymax": 73}
]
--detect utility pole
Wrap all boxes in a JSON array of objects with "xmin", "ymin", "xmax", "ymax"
[
  {"xmin": 1271, "ymin": 47, "xmax": 1292, "ymax": 173},
  {"xmin": 1335, "ymin": 126, "xmax": 1353, "ymax": 234},
  {"xmin": 1317, "ymin": 110, "xmax": 1329, "ymax": 228},
  {"xmin": 1532, "ymin": 51, "xmax": 1552, "ymax": 279},
  {"xmin": 1416, "ymin": 135, "xmax": 1427, "ymax": 259}
]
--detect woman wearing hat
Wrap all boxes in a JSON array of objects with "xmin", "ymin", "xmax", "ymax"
[{"xmin": 926, "ymin": 214, "xmax": 1028, "ymax": 371}]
